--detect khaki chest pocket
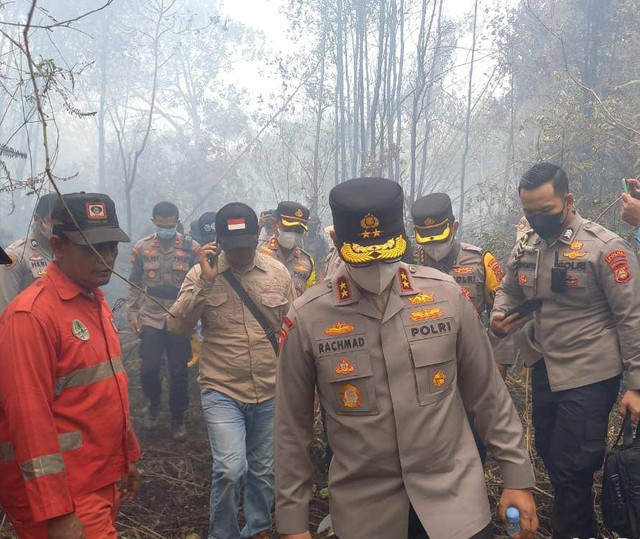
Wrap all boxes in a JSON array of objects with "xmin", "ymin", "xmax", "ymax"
[
  {"xmin": 261, "ymin": 291, "xmax": 289, "ymax": 309},
  {"xmin": 172, "ymin": 259, "xmax": 190, "ymax": 285},
  {"xmin": 143, "ymin": 260, "xmax": 161, "ymax": 283},
  {"xmin": 409, "ymin": 334, "xmax": 456, "ymax": 406},
  {"xmin": 516, "ymin": 270, "xmax": 534, "ymax": 294},
  {"xmin": 317, "ymin": 352, "xmax": 379, "ymax": 416},
  {"xmin": 203, "ymin": 290, "xmax": 228, "ymax": 328}
]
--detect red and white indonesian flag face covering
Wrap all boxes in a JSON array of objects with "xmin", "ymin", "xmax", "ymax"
[{"xmin": 227, "ymin": 218, "xmax": 246, "ymax": 231}]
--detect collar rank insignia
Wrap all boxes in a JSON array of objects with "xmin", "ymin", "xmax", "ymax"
[
  {"xmin": 398, "ymin": 267, "xmax": 413, "ymax": 291},
  {"xmin": 432, "ymin": 370, "xmax": 446, "ymax": 388},
  {"xmin": 562, "ymin": 228, "xmax": 574, "ymax": 241},
  {"xmin": 408, "ymin": 291, "xmax": 435, "ymax": 306},
  {"xmin": 71, "ymin": 319, "xmax": 90, "ymax": 341},
  {"xmin": 335, "ymin": 359, "xmax": 355, "ymax": 375},
  {"xmin": 336, "ymin": 276, "xmax": 352, "ymax": 302},
  {"xmin": 563, "ymin": 240, "xmax": 586, "ymax": 260},
  {"xmin": 359, "ymin": 213, "xmax": 384, "ymax": 239},
  {"xmin": 410, "ymin": 307, "xmax": 443, "ymax": 322},
  {"xmin": 325, "ymin": 321, "xmax": 354, "ymax": 336},
  {"xmin": 339, "ymin": 383, "xmax": 362, "ymax": 408},
  {"xmin": 518, "ymin": 273, "xmax": 528, "ymax": 285},
  {"xmin": 269, "ymin": 237, "xmax": 278, "ymax": 249}
]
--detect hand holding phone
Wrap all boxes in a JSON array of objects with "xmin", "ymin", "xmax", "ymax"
[
  {"xmin": 503, "ymin": 298, "xmax": 543, "ymax": 320},
  {"xmin": 491, "ymin": 298, "xmax": 543, "ymax": 337},
  {"xmin": 199, "ymin": 242, "xmax": 220, "ymax": 282},
  {"xmin": 622, "ymin": 179, "xmax": 640, "ymax": 200}
]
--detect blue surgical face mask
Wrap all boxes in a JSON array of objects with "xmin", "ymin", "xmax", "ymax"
[{"xmin": 156, "ymin": 226, "xmax": 177, "ymax": 239}]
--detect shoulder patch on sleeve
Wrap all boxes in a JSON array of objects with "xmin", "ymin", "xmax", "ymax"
[
  {"xmin": 483, "ymin": 251, "xmax": 505, "ymax": 282},
  {"xmin": 605, "ymin": 249, "xmax": 632, "ymax": 283}
]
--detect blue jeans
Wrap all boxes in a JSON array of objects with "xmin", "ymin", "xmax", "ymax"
[{"xmin": 201, "ymin": 389, "xmax": 275, "ymax": 539}]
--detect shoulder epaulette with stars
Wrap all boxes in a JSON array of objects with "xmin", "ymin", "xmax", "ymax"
[
  {"xmin": 398, "ymin": 267, "xmax": 414, "ymax": 291},
  {"xmin": 336, "ymin": 275, "xmax": 352, "ymax": 302}
]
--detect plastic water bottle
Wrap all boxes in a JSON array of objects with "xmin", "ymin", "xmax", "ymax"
[{"xmin": 506, "ymin": 506, "xmax": 520, "ymax": 537}]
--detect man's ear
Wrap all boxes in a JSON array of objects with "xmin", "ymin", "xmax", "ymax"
[
  {"xmin": 452, "ymin": 220, "xmax": 460, "ymax": 238},
  {"xmin": 50, "ymin": 234, "xmax": 64, "ymax": 259},
  {"xmin": 566, "ymin": 193, "xmax": 574, "ymax": 209}
]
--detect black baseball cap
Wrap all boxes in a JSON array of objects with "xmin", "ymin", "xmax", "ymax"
[
  {"xmin": 215, "ymin": 203, "xmax": 259, "ymax": 250},
  {"xmin": 329, "ymin": 177, "xmax": 408, "ymax": 265},
  {"xmin": 197, "ymin": 211, "xmax": 217, "ymax": 243},
  {"xmin": 51, "ymin": 192, "xmax": 130, "ymax": 245},
  {"xmin": 0, "ymin": 245, "xmax": 10, "ymax": 265},
  {"xmin": 411, "ymin": 193, "xmax": 455, "ymax": 244},
  {"xmin": 35, "ymin": 192, "xmax": 59, "ymax": 217}
]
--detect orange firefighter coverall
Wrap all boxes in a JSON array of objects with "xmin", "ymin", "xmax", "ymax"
[{"xmin": 0, "ymin": 262, "xmax": 140, "ymax": 537}]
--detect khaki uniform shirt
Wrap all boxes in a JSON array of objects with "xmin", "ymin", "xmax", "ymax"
[
  {"xmin": 259, "ymin": 236, "xmax": 316, "ymax": 297},
  {"xmin": 276, "ymin": 263, "xmax": 534, "ymax": 538},
  {"xmin": 493, "ymin": 212, "xmax": 640, "ymax": 392},
  {"xmin": 167, "ymin": 252, "xmax": 295, "ymax": 403},
  {"xmin": 126, "ymin": 233, "xmax": 199, "ymax": 330},
  {"xmin": 0, "ymin": 234, "xmax": 52, "ymax": 312},
  {"xmin": 416, "ymin": 241, "xmax": 514, "ymax": 365}
]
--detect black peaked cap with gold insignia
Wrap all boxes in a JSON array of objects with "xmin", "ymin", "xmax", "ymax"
[
  {"xmin": 330, "ymin": 177, "xmax": 408, "ymax": 265},
  {"xmin": 411, "ymin": 193, "xmax": 455, "ymax": 244},
  {"xmin": 277, "ymin": 201, "xmax": 310, "ymax": 233}
]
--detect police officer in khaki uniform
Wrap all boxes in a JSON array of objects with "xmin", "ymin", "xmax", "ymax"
[
  {"xmin": 276, "ymin": 177, "xmax": 538, "ymax": 539},
  {"xmin": 126, "ymin": 201, "xmax": 199, "ymax": 440},
  {"xmin": 0, "ymin": 193, "xmax": 57, "ymax": 312},
  {"xmin": 411, "ymin": 193, "xmax": 514, "ymax": 378},
  {"xmin": 491, "ymin": 163, "xmax": 640, "ymax": 539},
  {"xmin": 259, "ymin": 201, "xmax": 316, "ymax": 297}
]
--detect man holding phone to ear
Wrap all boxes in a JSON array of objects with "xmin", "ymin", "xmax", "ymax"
[
  {"xmin": 167, "ymin": 203, "xmax": 294, "ymax": 539},
  {"xmin": 492, "ymin": 163, "xmax": 640, "ymax": 539}
]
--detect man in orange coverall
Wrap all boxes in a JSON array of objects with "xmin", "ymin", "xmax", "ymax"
[{"xmin": 0, "ymin": 192, "xmax": 141, "ymax": 539}]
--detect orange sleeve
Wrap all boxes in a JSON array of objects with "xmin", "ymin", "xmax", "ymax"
[
  {"xmin": 0, "ymin": 311, "xmax": 74, "ymax": 522},
  {"xmin": 482, "ymin": 251, "xmax": 505, "ymax": 309}
]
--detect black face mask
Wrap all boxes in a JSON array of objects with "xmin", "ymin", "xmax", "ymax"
[{"xmin": 528, "ymin": 205, "xmax": 566, "ymax": 239}]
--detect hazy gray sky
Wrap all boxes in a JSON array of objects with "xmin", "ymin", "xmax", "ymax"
[{"xmin": 219, "ymin": 0, "xmax": 512, "ymax": 103}]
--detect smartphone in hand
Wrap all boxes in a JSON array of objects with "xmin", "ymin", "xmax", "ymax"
[
  {"xmin": 504, "ymin": 298, "xmax": 543, "ymax": 320},
  {"xmin": 622, "ymin": 179, "xmax": 640, "ymax": 200}
]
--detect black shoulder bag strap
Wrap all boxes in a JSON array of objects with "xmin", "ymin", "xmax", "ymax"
[{"xmin": 221, "ymin": 269, "xmax": 279, "ymax": 353}]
